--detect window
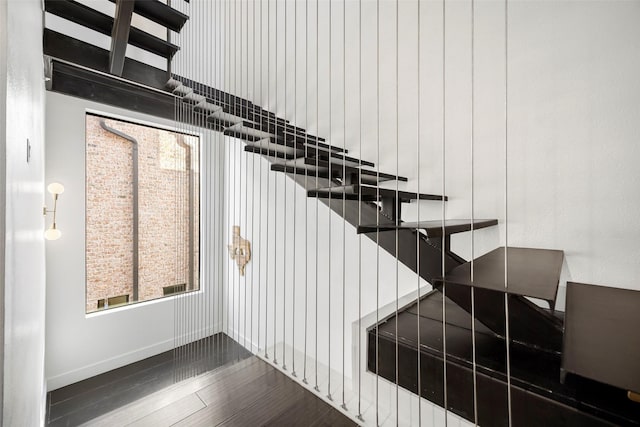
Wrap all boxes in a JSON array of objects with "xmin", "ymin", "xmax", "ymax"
[
  {"xmin": 97, "ymin": 295, "xmax": 130, "ymax": 309},
  {"xmin": 163, "ymin": 284, "xmax": 186, "ymax": 296},
  {"xmin": 85, "ymin": 114, "xmax": 200, "ymax": 313}
]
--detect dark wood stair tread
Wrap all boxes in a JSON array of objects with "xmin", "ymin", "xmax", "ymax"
[
  {"xmin": 357, "ymin": 218, "xmax": 497, "ymax": 236},
  {"xmin": 45, "ymin": 0, "xmax": 180, "ymax": 58},
  {"xmin": 218, "ymin": 122, "xmax": 345, "ymax": 153},
  {"xmin": 107, "ymin": 0, "xmax": 189, "ymax": 33},
  {"xmin": 308, "ymin": 184, "xmax": 445, "ymax": 202},
  {"xmin": 244, "ymin": 145, "xmax": 297, "ymax": 160},
  {"xmin": 436, "ymin": 246, "xmax": 564, "ymax": 304},
  {"xmin": 562, "ymin": 282, "xmax": 640, "ymax": 394},
  {"xmin": 276, "ymin": 158, "xmax": 406, "ymax": 184},
  {"xmin": 270, "ymin": 163, "xmax": 331, "ymax": 180},
  {"xmin": 243, "ymin": 140, "xmax": 370, "ymax": 167}
]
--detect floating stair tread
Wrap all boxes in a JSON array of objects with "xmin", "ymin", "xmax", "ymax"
[
  {"xmin": 244, "ymin": 145, "xmax": 297, "ymax": 160},
  {"xmin": 107, "ymin": 0, "xmax": 188, "ymax": 32},
  {"xmin": 305, "ymin": 149, "xmax": 373, "ymax": 168},
  {"xmin": 241, "ymin": 120, "xmax": 325, "ymax": 143},
  {"xmin": 295, "ymin": 158, "xmax": 407, "ymax": 182},
  {"xmin": 270, "ymin": 163, "xmax": 331, "ymax": 180},
  {"xmin": 280, "ymin": 157, "xmax": 338, "ymax": 170},
  {"xmin": 562, "ymin": 282, "xmax": 640, "ymax": 394},
  {"xmin": 274, "ymin": 158, "xmax": 406, "ymax": 184},
  {"xmin": 436, "ymin": 246, "xmax": 564, "ymax": 303},
  {"xmin": 46, "ymin": 0, "xmax": 179, "ymax": 58},
  {"xmin": 216, "ymin": 121, "xmax": 347, "ymax": 153},
  {"xmin": 308, "ymin": 184, "xmax": 445, "ymax": 201},
  {"xmin": 357, "ymin": 218, "xmax": 497, "ymax": 236},
  {"xmin": 243, "ymin": 138, "xmax": 362, "ymax": 165}
]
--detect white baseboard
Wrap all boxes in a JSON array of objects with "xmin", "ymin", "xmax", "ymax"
[{"xmin": 47, "ymin": 324, "xmax": 222, "ymax": 391}]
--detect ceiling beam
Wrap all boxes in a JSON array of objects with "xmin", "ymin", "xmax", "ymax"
[{"xmin": 109, "ymin": 0, "xmax": 135, "ymax": 76}]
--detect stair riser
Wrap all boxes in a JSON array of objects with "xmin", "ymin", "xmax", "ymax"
[{"xmin": 369, "ymin": 333, "xmax": 619, "ymax": 427}]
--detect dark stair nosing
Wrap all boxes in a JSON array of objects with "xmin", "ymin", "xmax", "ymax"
[
  {"xmin": 45, "ymin": 0, "xmax": 180, "ymax": 59},
  {"xmin": 244, "ymin": 140, "xmax": 371, "ymax": 167},
  {"xmin": 308, "ymin": 184, "xmax": 446, "ymax": 202},
  {"xmin": 242, "ymin": 120, "xmax": 308, "ymax": 138},
  {"xmin": 275, "ymin": 158, "xmax": 406, "ymax": 185},
  {"xmin": 298, "ymin": 157, "xmax": 405, "ymax": 181},
  {"xmin": 357, "ymin": 218, "xmax": 498, "ymax": 236},
  {"xmin": 270, "ymin": 163, "xmax": 332, "ymax": 180},
  {"xmin": 219, "ymin": 121, "xmax": 344, "ymax": 153},
  {"xmin": 106, "ymin": 0, "xmax": 189, "ymax": 33},
  {"xmin": 244, "ymin": 145, "xmax": 297, "ymax": 160},
  {"xmin": 312, "ymin": 150, "xmax": 373, "ymax": 168}
]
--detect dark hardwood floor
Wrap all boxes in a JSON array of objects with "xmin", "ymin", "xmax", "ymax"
[{"xmin": 47, "ymin": 334, "xmax": 357, "ymax": 426}]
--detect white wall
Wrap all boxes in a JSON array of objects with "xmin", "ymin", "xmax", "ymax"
[
  {"xmin": 1, "ymin": 0, "xmax": 48, "ymax": 425},
  {"xmin": 45, "ymin": 92, "xmax": 225, "ymax": 390},
  {"xmin": 506, "ymin": 0, "xmax": 640, "ymax": 293}
]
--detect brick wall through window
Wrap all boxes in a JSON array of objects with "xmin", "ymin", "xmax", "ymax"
[{"xmin": 85, "ymin": 114, "xmax": 200, "ymax": 313}]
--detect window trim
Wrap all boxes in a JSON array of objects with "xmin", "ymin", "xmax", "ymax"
[{"xmin": 84, "ymin": 109, "xmax": 204, "ymax": 315}]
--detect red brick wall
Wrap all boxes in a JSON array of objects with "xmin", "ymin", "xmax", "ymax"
[{"xmin": 85, "ymin": 115, "xmax": 200, "ymax": 313}]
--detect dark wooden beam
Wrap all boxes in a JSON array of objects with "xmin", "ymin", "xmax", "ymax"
[{"xmin": 109, "ymin": 0, "xmax": 135, "ymax": 76}]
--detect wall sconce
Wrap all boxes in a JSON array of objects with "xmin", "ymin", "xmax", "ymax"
[{"xmin": 43, "ymin": 183, "xmax": 64, "ymax": 241}]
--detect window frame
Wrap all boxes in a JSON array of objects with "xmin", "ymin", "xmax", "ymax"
[{"xmin": 84, "ymin": 110, "xmax": 203, "ymax": 315}]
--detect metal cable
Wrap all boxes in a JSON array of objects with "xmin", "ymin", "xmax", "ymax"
[
  {"xmin": 442, "ymin": 0, "xmax": 449, "ymax": 424},
  {"xmin": 264, "ymin": 0, "xmax": 271, "ymax": 360},
  {"xmin": 470, "ymin": 0, "xmax": 479, "ymax": 423},
  {"xmin": 417, "ymin": 0, "xmax": 423, "ymax": 424},
  {"xmin": 395, "ymin": 0, "xmax": 400, "ymax": 423},
  {"xmin": 303, "ymin": 0, "xmax": 309, "ymax": 386},
  {"xmin": 357, "ymin": 0, "xmax": 363, "ymax": 419},
  {"xmin": 327, "ymin": 0, "xmax": 333, "ymax": 402},
  {"xmin": 341, "ymin": 0, "xmax": 347, "ymax": 410},
  {"xmin": 504, "ymin": 0, "xmax": 513, "ymax": 424}
]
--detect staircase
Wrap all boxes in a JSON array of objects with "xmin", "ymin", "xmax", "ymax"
[
  {"xmin": 150, "ymin": 80, "xmax": 640, "ymax": 426},
  {"xmin": 42, "ymin": 2, "xmax": 640, "ymax": 426}
]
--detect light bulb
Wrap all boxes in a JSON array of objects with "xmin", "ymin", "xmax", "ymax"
[
  {"xmin": 47, "ymin": 182, "xmax": 65, "ymax": 195},
  {"xmin": 44, "ymin": 227, "xmax": 62, "ymax": 241}
]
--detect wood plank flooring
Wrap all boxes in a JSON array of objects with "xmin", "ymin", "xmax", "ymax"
[
  {"xmin": 47, "ymin": 334, "xmax": 357, "ymax": 426},
  {"xmin": 47, "ymin": 334, "xmax": 251, "ymax": 426}
]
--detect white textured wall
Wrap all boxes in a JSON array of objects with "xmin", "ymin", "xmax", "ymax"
[
  {"xmin": 44, "ymin": 92, "xmax": 225, "ymax": 390},
  {"xmin": 1, "ymin": 0, "xmax": 47, "ymax": 424}
]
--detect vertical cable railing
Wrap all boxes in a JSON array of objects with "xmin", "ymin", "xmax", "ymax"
[
  {"xmin": 166, "ymin": 1, "xmax": 521, "ymax": 426},
  {"xmin": 504, "ymin": 0, "xmax": 513, "ymax": 425},
  {"xmin": 441, "ymin": 0, "xmax": 449, "ymax": 424}
]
